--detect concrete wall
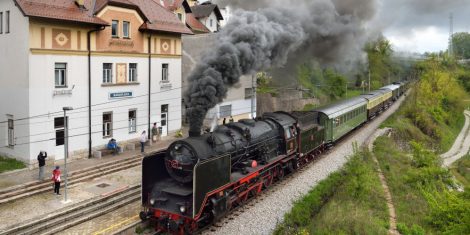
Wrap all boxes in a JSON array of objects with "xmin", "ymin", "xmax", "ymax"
[{"xmin": 0, "ymin": 1, "xmax": 30, "ymax": 162}]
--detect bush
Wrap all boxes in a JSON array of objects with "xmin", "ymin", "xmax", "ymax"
[{"xmin": 397, "ymin": 223, "xmax": 425, "ymax": 235}]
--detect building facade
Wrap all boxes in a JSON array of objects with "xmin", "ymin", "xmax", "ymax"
[{"xmin": 0, "ymin": 0, "xmax": 192, "ymax": 165}]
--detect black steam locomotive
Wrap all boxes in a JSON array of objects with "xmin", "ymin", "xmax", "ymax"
[{"xmin": 140, "ymin": 83, "xmax": 407, "ymax": 234}]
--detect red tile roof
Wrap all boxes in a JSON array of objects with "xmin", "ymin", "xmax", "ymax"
[
  {"xmin": 15, "ymin": 0, "xmax": 108, "ymax": 26},
  {"xmin": 185, "ymin": 13, "xmax": 209, "ymax": 33},
  {"xmin": 128, "ymin": 0, "xmax": 193, "ymax": 34},
  {"xmin": 14, "ymin": 0, "xmax": 193, "ymax": 34}
]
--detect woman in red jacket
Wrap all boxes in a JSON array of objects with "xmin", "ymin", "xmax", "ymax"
[{"xmin": 51, "ymin": 166, "xmax": 61, "ymax": 195}]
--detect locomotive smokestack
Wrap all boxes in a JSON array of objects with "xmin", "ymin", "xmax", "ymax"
[{"xmin": 189, "ymin": 130, "xmax": 201, "ymax": 137}]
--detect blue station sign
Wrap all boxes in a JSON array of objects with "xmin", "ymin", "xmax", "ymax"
[{"xmin": 109, "ymin": 91, "xmax": 133, "ymax": 99}]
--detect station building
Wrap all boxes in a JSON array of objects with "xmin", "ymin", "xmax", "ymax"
[{"xmin": 0, "ymin": 0, "xmax": 192, "ymax": 165}]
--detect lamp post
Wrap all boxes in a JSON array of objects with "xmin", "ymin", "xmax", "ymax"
[{"xmin": 63, "ymin": 106, "xmax": 73, "ymax": 202}]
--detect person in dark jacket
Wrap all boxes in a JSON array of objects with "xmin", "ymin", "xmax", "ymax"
[
  {"xmin": 37, "ymin": 151, "xmax": 47, "ymax": 180},
  {"xmin": 52, "ymin": 166, "xmax": 61, "ymax": 195}
]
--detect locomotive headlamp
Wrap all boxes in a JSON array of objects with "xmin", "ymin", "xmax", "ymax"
[
  {"xmin": 150, "ymin": 198, "xmax": 155, "ymax": 206},
  {"xmin": 179, "ymin": 205, "xmax": 186, "ymax": 213}
]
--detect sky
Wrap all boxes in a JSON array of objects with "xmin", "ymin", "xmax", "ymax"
[
  {"xmin": 209, "ymin": 0, "xmax": 470, "ymax": 54},
  {"xmin": 376, "ymin": 0, "xmax": 470, "ymax": 53}
]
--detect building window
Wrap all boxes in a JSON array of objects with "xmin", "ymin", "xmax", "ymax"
[
  {"xmin": 5, "ymin": 11, "xmax": 10, "ymax": 33},
  {"xmin": 5, "ymin": 11, "xmax": 9, "ymax": 34},
  {"xmin": 111, "ymin": 20, "xmax": 118, "ymax": 37},
  {"xmin": 129, "ymin": 63, "xmax": 137, "ymax": 82},
  {"xmin": 103, "ymin": 112, "xmax": 112, "ymax": 138},
  {"xmin": 54, "ymin": 117, "xmax": 66, "ymax": 146},
  {"xmin": 129, "ymin": 110, "xmax": 136, "ymax": 133},
  {"xmin": 177, "ymin": 13, "xmax": 183, "ymax": 21},
  {"xmin": 7, "ymin": 116, "xmax": 14, "ymax": 147},
  {"xmin": 0, "ymin": 12, "xmax": 3, "ymax": 34},
  {"xmin": 245, "ymin": 88, "xmax": 253, "ymax": 99},
  {"xmin": 55, "ymin": 63, "xmax": 67, "ymax": 87},
  {"xmin": 210, "ymin": 19, "xmax": 213, "ymax": 27},
  {"xmin": 220, "ymin": 105, "xmax": 232, "ymax": 118},
  {"xmin": 162, "ymin": 63, "xmax": 169, "ymax": 81},
  {"xmin": 103, "ymin": 63, "xmax": 113, "ymax": 83},
  {"xmin": 123, "ymin": 21, "xmax": 130, "ymax": 38}
]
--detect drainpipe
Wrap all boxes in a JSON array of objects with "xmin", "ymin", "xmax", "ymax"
[
  {"xmin": 148, "ymin": 35, "xmax": 152, "ymax": 139},
  {"xmin": 87, "ymin": 26, "xmax": 104, "ymax": 158}
]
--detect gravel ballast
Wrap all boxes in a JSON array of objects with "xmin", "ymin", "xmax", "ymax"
[{"xmin": 206, "ymin": 95, "xmax": 408, "ymax": 235}]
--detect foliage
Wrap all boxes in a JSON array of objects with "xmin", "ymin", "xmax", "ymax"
[
  {"xmin": 275, "ymin": 152, "xmax": 388, "ymax": 235},
  {"xmin": 174, "ymin": 129, "xmax": 183, "ymax": 138},
  {"xmin": 365, "ymin": 36, "xmax": 402, "ymax": 89},
  {"xmin": 256, "ymin": 72, "xmax": 278, "ymax": 96},
  {"xmin": 452, "ymin": 154, "xmax": 470, "ymax": 186},
  {"xmin": 452, "ymin": 32, "xmax": 470, "ymax": 59},
  {"xmin": 397, "ymin": 223, "xmax": 425, "ymax": 235},
  {"xmin": 323, "ymin": 69, "xmax": 347, "ymax": 99},
  {"xmin": 0, "ymin": 156, "xmax": 26, "ymax": 174}
]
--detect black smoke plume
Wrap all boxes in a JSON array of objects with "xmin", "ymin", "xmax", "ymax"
[{"xmin": 186, "ymin": 0, "xmax": 376, "ymax": 134}]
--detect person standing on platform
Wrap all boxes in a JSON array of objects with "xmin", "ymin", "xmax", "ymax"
[
  {"xmin": 229, "ymin": 116, "xmax": 234, "ymax": 123},
  {"xmin": 37, "ymin": 151, "xmax": 47, "ymax": 180},
  {"xmin": 152, "ymin": 123, "xmax": 159, "ymax": 143},
  {"xmin": 51, "ymin": 166, "xmax": 61, "ymax": 195},
  {"xmin": 140, "ymin": 130, "xmax": 147, "ymax": 153}
]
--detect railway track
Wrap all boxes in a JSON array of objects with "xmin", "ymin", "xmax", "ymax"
[
  {"xmin": 0, "ymin": 156, "xmax": 143, "ymax": 205},
  {"xmin": 0, "ymin": 185, "xmax": 141, "ymax": 235}
]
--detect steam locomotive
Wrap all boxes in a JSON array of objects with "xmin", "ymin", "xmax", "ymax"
[{"xmin": 140, "ymin": 82, "xmax": 407, "ymax": 234}]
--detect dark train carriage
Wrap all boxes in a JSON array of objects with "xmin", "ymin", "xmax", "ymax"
[
  {"xmin": 289, "ymin": 111, "xmax": 324, "ymax": 154},
  {"xmin": 313, "ymin": 97, "xmax": 367, "ymax": 145}
]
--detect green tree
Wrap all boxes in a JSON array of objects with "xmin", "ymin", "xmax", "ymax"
[
  {"xmin": 452, "ymin": 32, "xmax": 470, "ymax": 59},
  {"xmin": 324, "ymin": 69, "xmax": 347, "ymax": 99}
]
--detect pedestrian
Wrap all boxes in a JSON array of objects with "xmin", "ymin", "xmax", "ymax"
[
  {"xmin": 223, "ymin": 118, "xmax": 226, "ymax": 125},
  {"xmin": 140, "ymin": 130, "xmax": 147, "ymax": 153},
  {"xmin": 51, "ymin": 166, "xmax": 61, "ymax": 195},
  {"xmin": 37, "ymin": 151, "xmax": 47, "ymax": 180},
  {"xmin": 107, "ymin": 138, "xmax": 121, "ymax": 155},
  {"xmin": 229, "ymin": 116, "xmax": 234, "ymax": 123},
  {"xmin": 152, "ymin": 123, "xmax": 159, "ymax": 142}
]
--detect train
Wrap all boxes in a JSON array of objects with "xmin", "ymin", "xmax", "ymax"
[{"xmin": 140, "ymin": 81, "xmax": 408, "ymax": 234}]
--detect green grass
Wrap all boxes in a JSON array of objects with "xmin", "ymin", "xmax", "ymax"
[
  {"xmin": 450, "ymin": 154, "xmax": 470, "ymax": 188},
  {"xmin": 0, "ymin": 156, "xmax": 26, "ymax": 174},
  {"xmin": 274, "ymin": 152, "xmax": 389, "ymax": 235}
]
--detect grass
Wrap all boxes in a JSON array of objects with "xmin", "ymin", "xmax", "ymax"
[
  {"xmin": 0, "ymin": 155, "xmax": 26, "ymax": 174},
  {"xmin": 274, "ymin": 152, "xmax": 389, "ymax": 235},
  {"xmin": 450, "ymin": 154, "xmax": 470, "ymax": 188}
]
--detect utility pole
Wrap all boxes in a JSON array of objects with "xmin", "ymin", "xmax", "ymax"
[
  {"xmin": 63, "ymin": 106, "xmax": 73, "ymax": 203},
  {"xmin": 449, "ymin": 12, "xmax": 454, "ymax": 58},
  {"xmin": 368, "ymin": 68, "xmax": 371, "ymax": 93},
  {"xmin": 251, "ymin": 74, "xmax": 256, "ymax": 119}
]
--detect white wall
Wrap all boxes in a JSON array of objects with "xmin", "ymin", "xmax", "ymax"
[
  {"xmin": 26, "ymin": 54, "xmax": 182, "ymax": 162},
  {"xmin": 201, "ymin": 12, "xmax": 219, "ymax": 32},
  {"xmin": 0, "ymin": 1, "xmax": 30, "ymax": 162}
]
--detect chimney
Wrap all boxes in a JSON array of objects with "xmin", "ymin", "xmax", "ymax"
[
  {"xmin": 189, "ymin": 130, "xmax": 201, "ymax": 137},
  {"xmin": 75, "ymin": 0, "xmax": 85, "ymax": 8}
]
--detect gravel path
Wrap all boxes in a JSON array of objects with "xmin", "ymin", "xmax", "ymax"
[
  {"xmin": 366, "ymin": 128, "xmax": 399, "ymax": 235},
  {"xmin": 442, "ymin": 111, "xmax": 470, "ymax": 167},
  {"xmin": 207, "ymin": 95, "xmax": 409, "ymax": 235}
]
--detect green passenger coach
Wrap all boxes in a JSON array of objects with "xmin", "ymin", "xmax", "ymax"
[{"xmin": 313, "ymin": 97, "xmax": 367, "ymax": 144}]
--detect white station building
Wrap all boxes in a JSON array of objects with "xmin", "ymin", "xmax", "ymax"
[{"xmin": 0, "ymin": 0, "xmax": 193, "ymax": 165}]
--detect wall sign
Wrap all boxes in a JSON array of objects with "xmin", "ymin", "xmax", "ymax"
[{"xmin": 109, "ymin": 92, "xmax": 133, "ymax": 99}]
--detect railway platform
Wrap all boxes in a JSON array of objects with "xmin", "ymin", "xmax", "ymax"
[{"xmin": 0, "ymin": 131, "xmax": 186, "ymax": 234}]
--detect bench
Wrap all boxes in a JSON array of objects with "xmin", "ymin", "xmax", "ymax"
[{"xmin": 93, "ymin": 145, "xmax": 123, "ymax": 158}]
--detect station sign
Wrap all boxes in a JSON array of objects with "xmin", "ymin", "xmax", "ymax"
[{"xmin": 109, "ymin": 91, "xmax": 133, "ymax": 99}]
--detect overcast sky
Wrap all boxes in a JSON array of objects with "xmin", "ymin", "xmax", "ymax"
[
  {"xmin": 376, "ymin": 0, "xmax": 470, "ymax": 53},
  {"xmin": 210, "ymin": 0, "xmax": 470, "ymax": 54}
]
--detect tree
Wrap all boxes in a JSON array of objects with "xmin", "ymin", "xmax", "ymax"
[{"xmin": 452, "ymin": 32, "xmax": 470, "ymax": 59}]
